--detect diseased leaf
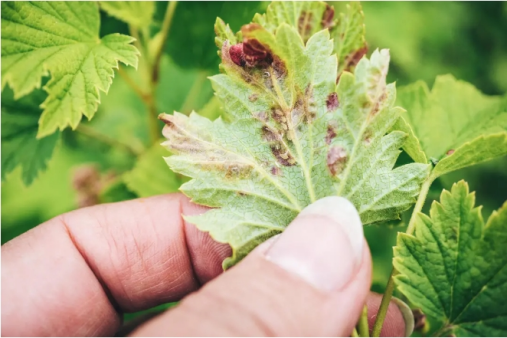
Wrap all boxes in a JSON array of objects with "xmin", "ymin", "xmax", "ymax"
[
  {"xmin": 250, "ymin": 1, "xmax": 366, "ymax": 77},
  {"xmin": 161, "ymin": 6, "xmax": 429, "ymax": 268},
  {"xmin": 396, "ymin": 75, "xmax": 507, "ymax": 177},
  {"xmin": 394, "ymin": 181, "xmax": 507, "ymax": 337},
  {"xmin": 1, "ymin": 1, "xmax": 139, "ymax": 138},
  {"xmin": 333, "ymin": 2, "xmax": 367, "ymax": 75},
  {"xmin": 1, "ymin": 87, "xmax": 59, "ymax": 185},
  {"xmin": 99, "ymin": 1, "xmax": 154, "ymax": 28},
  {"xmin": 124, "ymin": 142, "xmax": 184, "ymax": 197}
]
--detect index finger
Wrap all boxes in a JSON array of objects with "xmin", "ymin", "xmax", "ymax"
[{"xmin": 1, "ymin": 193, "xmax": 231, "ymax": 336}]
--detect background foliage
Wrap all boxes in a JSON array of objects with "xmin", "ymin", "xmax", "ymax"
[{"xmin": 2, "ymin": 1, "xmax": 507, "ymax": 334}]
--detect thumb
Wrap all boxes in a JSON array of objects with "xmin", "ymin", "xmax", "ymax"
[{"xmin": 133, "ymin": 196, "xmax": 371, "ymax": 336}]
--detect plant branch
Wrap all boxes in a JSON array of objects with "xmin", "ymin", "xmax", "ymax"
[
  {"xmin": 371, "ymin": 175, "xmax": 435, "ymax": 337},
  {"xmin": 76, "ymin": 125, "xmax": 142, "ymax": 156},
  {"xmin": 358, "ymin": 305, "xmax": 370, "ymax": 337},
  {"xmin": 151, "ymin": 1, "xmax": 177, "ymax": 83},
  {"xmin": 116, "ymin": 66, "xmax": 149, "ymax": 102},
  {"xmin": 179, "ymin": 70, "xmax": 210, "ymax": 114}
]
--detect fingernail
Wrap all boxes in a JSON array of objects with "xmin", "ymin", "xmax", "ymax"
[
  {"xmin": 265, "ymin": 196, "xmax": 364, "ymax": 291},
  {"xmin": 392, "ymin": 297, "xmax": 414, "ymax": 337}
]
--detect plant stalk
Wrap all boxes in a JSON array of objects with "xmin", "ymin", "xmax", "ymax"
[
  {"xmin": 151, "ymin": 1, "xmax": 177, "ymax": 83},
  {"xmin": 371, "ymin": 175, "xmax": 434, "ymax": 337},
  {"xmin": 179, "ymin": 70, "xmax": 210, "ymax": 114},
  {"xmin": 358, "ymin": 304, "xmax": 370, "ymax": 337},
  {"xmin": 116, "ymin": 66, "xmax": 149, "ymax": 102},
  {"xmin": 76, "ymin": 125, "xmax": 142, "ymax": 156}
]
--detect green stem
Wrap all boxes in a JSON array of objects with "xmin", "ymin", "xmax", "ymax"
[
  {"xmin": 116, "ymin": 66, "xmax": 149, "ymax": 102},
  {"xmin": 352, "ymin": 328, "xmax": 359, "ymax": 337},
  {"xmin": 76, "ymin": 125, "xmax": 143, "ymax": 156},
  {"xmin": 179, "ymin": 70, "xmax": 210, "ymax": 114},
  {"xmin": 143, "ymin": 1, "xmax": 178, "ymax": 145},
  {"xmin": 371, "ymin": 175, "xmax": 434, "ymax": 337},
  {"xmin": 358, "ymin": 305, "xmax": 370, "ymax": 337},
  {"xmin": 151, "ymin": 1, "xmax": 177, "ymax": 83}
]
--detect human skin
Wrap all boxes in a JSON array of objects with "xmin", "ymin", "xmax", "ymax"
[{"xmin": 2, "ymin": 193, "xmax": 406, "ymax": 336}]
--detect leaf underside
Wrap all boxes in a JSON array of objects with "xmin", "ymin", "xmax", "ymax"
[
  {"xmin": 396, "ymin": 75, "xmax": 507, "ymax": 178},
  {"xmin": 394, "ymin": 181, "xmax": 507, "ymax": 337},
  {"xmin": 1, "ymin": 1, "xmax": 139, "ymax": 138},
  {"xmin": 161, "ymin": 1, "xmax": 429, "ymax": 268}
]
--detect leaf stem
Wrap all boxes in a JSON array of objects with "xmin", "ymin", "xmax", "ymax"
[
  {"xmin": 179, "ymin": 70, "xmax": 210, "ymax": 114},
  {"xmin": 151, "ymin": 1, "xmax": 177, "ymax": 83},
  {"xmin": 371, "ymin": 175, "xmax": 434, "ymax": 337},
  {"xmin": 142, "ymin": 1, "xmax": 178, "ymax": 145},
  {"xmin": 352, "ymin": 328, "xmax": 359, "ymax": 337},
  {"xmin": 116, "ymin": 66, "xmax": 149, "ymax": 102},
  {"xmin": 76, "ymin": 125, "xmax": 143, "ymax": 156},
  {"xmin": 358, "ymin": 304, "xmax": 370, "ymax": 337}
]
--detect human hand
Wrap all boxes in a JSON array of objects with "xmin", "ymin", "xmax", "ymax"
[{"xmin": 2, "ymin": 194, "xmax": 410, "ymax": 336}]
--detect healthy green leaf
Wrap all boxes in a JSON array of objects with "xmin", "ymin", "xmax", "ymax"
[
  {"xmin": 99, "ymin": 1, "xmax": 155, "ymax": 28},
  {"xmin": 394, "ymin": 181, "xmax": 507, "ymax": 337},
  {"xmin": 124, "ymin": 142, "xmax": 184, "ymax": 198},
  {"xmin": 1, "ymin": 87, "xmax": 60, "ymax": 185},
  {"xmin": 1, "ymin": 1, "xmax": 139, "ymax": 138},
  {"xmin": 251, "ymin": 1, "xmax": 366, "ymax": 77},
  {"xmin": 161, "ymin": 8, "xmax": 429, "ymax": 268},
  {"xmin": 396, "ymin": 75, "xmax": 507, "ymax": 177}
]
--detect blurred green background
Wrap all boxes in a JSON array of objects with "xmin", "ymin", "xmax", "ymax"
[{"xmin": 2, "ymin": 1, "xmax": 507, "ymax": 329}]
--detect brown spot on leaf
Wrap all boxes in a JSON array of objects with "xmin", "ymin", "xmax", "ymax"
[
  {"xmin": 249, "ymin": 93, "xmax": 258, "ymax": 102},
  {"xmin": 270, "ymin": 166, "xmax": 281, "ymax": 176},
  {"xmin": 254, "ymin": 111, "xmax": 268, "ymax": 122},
  {"xmin": 159, "ymin": 113, "xmax": 173, "ymax": 127},
  {"xmin": 326, "ymin": 125, "xmax": 337, "ymax": 145},
  {"xmin": 237, "ymin": 191, "xmax": 247, "ymax": 197},
  {"xmin": 327, "ymin": 146, "xmax": 347, "ymax": 176},
  {"xmin": 446, "ymin": 149, "xmax": 455, "ymax": 156},
  {"xmin": 326, "ymin": 92, "xmax": 339, "ymax": 112},
  {"xmin": 225, "ymin": 164, "xmax": 252, "ymax": 179},
  {"xmin": 262, "ymin": 126, "xmax": 280, "ymax": 142},
  {"xmin": 272, "ymin": 57, "xmax": 287, "ymax": 78},
  {"xmin": 370, "ymin": 91, "xmax": 386, "ymax": 115},
  {"xmin": 344, "ymin": 45, "xmax": 368, "ymax": 72},
  {"xmin": 270, "ymin": 144, "xmax": 296, "ymax": 166},
  {"xmin": 298, "ymin": 11, "xmax": 313, "ymax": 40},
  {"xmin": 243, "ymin": 38, "xmax": 273, "ymax": 67},
  {"xmin": 321, "ymin": 4, "xmax": 335, "ymax": 29},
  {"xmin": 229, "ymin": 43, "xmax": 245, "ymax": 67}
]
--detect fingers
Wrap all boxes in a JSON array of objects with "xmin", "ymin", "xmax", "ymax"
[
  {"xmin": 367, "ymin": 294, "xmax": 413, "ymax": 337},
  {"xmin": 133, "ymin": 197, "xmax": 376, "ymax": 336},
  {"xmin": 1, "ymin": 194, "xmax": 230, "ymax": 336}
]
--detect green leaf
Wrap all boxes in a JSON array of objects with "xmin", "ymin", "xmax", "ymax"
[
  {"xmin": 433, "ymin": 132, "xmax": 507, "ymax": 178},
  {"xmin": 1, "ymin": 87, "xmax": 59, "ymax": 185},
  {"xmin": 396, "ymin": 75, "xmax": 507, "ymax": 177},
  {"xmin": 394, "ymin": 181, "xmax": 507, "ymax": 337},
  {"xmin": 333, "ymin": 2, "xmax": 367, "ymax": 75},
  {"xmin": 99, "ymin": 178, "xmax": 137, "ymax": 203},
  {"xmin": 1, "ymin": 1, "xmax": 139, "ymax": 138},
  {"xmin": 124, "ymin": 142, "xmax": 184, "ymax": 198},
  {"xmin": 99, "ymin": 1, "xmax": 154, "ymax": 28},
  {"xmin": 160, "ymin": 9, "xmax": 429, "ymax": 268},
  {"xmin": 252, "ymin": 1, "xmax": 366, "ymax": 76}
]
